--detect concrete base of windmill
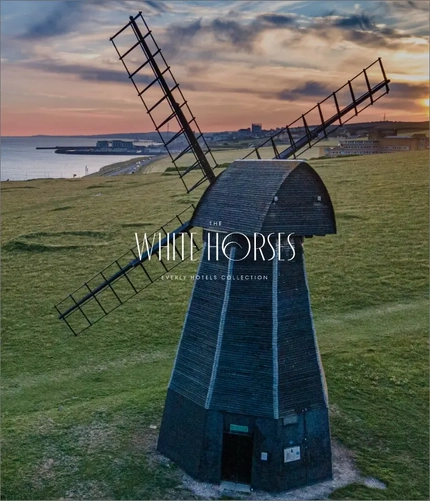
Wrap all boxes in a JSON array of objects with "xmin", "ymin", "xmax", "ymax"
[
  {"xmin": 220, "ymin": 481, "xmax": 251, "ymax": 493},
  {"xmin": 180, "ymin": 439, "xmax": 386, "ymax": 499}
]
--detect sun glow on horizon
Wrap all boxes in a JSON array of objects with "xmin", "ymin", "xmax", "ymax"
[{"xmin": 2, "ymin": 1, "xmax": 429, "ymax": 136}]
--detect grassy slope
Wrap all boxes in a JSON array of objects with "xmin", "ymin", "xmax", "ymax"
[
  {"xmin": 140, "ymin": 141, "xmax": 338, "ymax": 174},
  {"xmin": 91, "ymin": 141, "xmax": 339, "ymax": 176},
  {"xmin": 1, "ymin": 151, "xmax": 428, "ymax": 500}
]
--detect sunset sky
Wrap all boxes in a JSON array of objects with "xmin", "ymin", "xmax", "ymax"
[{"xmin": 1, "ymin": 0, "xmax": 429, "ymax": 136}]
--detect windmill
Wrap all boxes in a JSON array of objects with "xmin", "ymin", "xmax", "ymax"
[{"xmin": 55, "ymin": 12, "xmax": 390, "ymax": 492}]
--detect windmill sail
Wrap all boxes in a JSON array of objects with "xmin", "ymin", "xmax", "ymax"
[
  {"xmin": 110, "ymin": 12, "xmax": 217, "ymax": 193},
  {"xmin": 56, "ymin": 14, "xmax": 392, "ymax": 336},
  {"xmin": 243, "ymin": 58, "xmax": 390, "ymax": 161},
  {"xmin": 56, "ymin": 206, "xmax": 200, "ymax": 335},
  {"xmin": 56, "ymin": 12, "xmax": 222, "ymax": 335}
]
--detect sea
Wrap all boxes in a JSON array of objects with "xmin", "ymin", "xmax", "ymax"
[{"xmin": 1, "ymin": 136, "xmax": 153, "ymax": 181}]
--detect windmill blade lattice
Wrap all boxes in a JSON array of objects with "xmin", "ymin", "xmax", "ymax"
[
  {"xmin": 56, "ymin": 206, "xmax": 200, "ymax": 335},
  {"xmin": 55, "ymin": 12, "xmax": 392, "ymax": 337},
  {"xmin": 110, "ymin": 12, "xmax": 217, "ymax": 193},
  {"xmin": 243, "ymin": 58, "xmax": 390, "ymax": 161}
]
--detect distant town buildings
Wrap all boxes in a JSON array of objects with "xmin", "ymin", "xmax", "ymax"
[
  {"xmin": 237, "ymin": 127, "xmax": 251, "ymax": 137},
  {"xmin": 251, "ymin": 123, "xmax": 262, "ymax": 135},
  {"xmin": 200, "ymin": 121, "xmax": 429, "ymax": 158},
  {"xmin": 204, "ymin": 123, "xmax": 279, "ymax": 144},
  {"xmin": 112, "ymin": 140, "xmax": 134, "ymax": 149},
  {"xmin": 319, "ymin": 133, "xmax": 429, "ymax": 158},
  {"xmin": 93, "ymin": 140, "xmax": 165, "ymax": 154},
  {"xmin": 96, "ymin": 139, "xmax": 133, "ymax": 150}
]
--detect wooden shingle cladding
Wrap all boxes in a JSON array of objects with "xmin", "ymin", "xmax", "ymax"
[
  {"xmin": 158, "ymin": 158, "xmax": 335, "ymax": 491},
  {"xmin": 169, "ymin": 242, "xmax": 227, "ymax": 406},
  {"xmin": 208, "ymin": 250, "xmax": 274, "ymax": 416},
  {"xmin": 158, "ymin": 392, "xmax": 332, "ymax": 491},
  {"xmin": 277, "ymin": 249, "xmax": 327, "ymax": 415},
  {"xmin": 192, "ymin": 160, "xmax": 336, "ymax": 236},
  {"xmin": 168, "ymin": 233, "xmax": 328, "ymax": 418}
]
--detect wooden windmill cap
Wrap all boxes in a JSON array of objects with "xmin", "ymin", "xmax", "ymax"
[{"xmin": 191, "ymin": 159, "xmax": 336, "ymax": 236}]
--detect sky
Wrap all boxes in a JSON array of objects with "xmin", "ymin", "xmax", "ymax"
[{"xmin": 1, "ymin": 0, "xmax": 429, "ymax": 136}]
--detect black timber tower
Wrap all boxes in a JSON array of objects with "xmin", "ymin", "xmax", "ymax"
[
  {"xmin": 158, "ymin": 159, "xmax": 336, "ymax": 491},
  {"xmin": 56, "ymin": 12, "xmax": 390, "ymax": 493}
]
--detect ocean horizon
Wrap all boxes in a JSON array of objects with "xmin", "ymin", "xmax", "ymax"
[{"xmin": 0, "ymin": 136, "xmax": 154, "ymax": 181}]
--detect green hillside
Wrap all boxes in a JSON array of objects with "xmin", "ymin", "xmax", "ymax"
[{"xmin": 1, "ymin": 151, "xmax": 428, "ymax": 499}]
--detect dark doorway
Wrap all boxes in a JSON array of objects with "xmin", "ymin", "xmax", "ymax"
[{"xmin": 221, "ymin": 432, "xmax": 253, "ymax": 484}]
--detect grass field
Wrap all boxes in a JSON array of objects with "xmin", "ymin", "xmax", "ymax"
[
  {"xmin": 139, "ymin": 140, "xmax": 338, "ymax": 173},
  {"xmin": 1, "ymin": 151, "xmax": 428, "ymax": 500}
]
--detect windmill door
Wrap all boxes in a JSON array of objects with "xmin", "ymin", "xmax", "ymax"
[{"xmin": 221, "ymin": 432, "xmax": 253, "ymax": 484}]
